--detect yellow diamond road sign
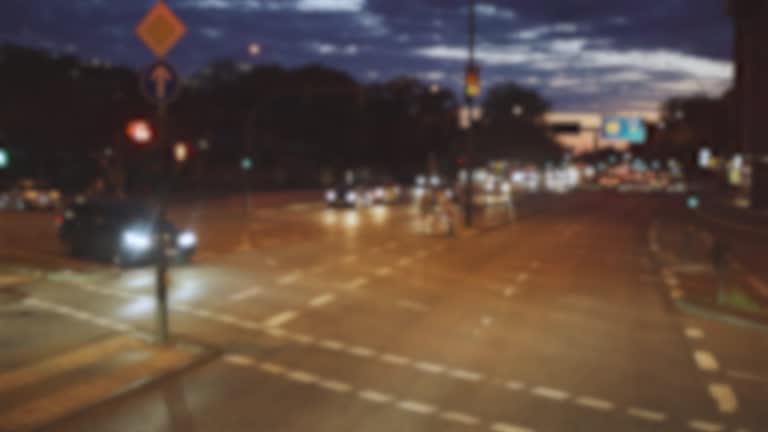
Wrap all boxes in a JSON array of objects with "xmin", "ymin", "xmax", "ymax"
[{"xmin": 136, "ymin": 1, "xmax": 187, "ymax": 58}]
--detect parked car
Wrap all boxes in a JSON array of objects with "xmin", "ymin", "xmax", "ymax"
[
  {"xmin": 2, "ymin": 178, "xmax": 61, "ymax": 210},
  {"xmin": 57, "ymin": 199, "xmax": 197, "ymax": 265}
]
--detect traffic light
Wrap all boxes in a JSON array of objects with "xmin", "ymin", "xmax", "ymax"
[
  {"xmin": 126, "ymin": 119, "xmax": 153, "ymax": 144},
  {"xmin": 241, "ymin": 157, "xmax": 253, "ymax": 171},
  {"xmin": 465, "ymin": 64, "xmax": 480, "ymax": 99},
  {"xmin": 0, "ymin": 148, "xmax": 9, "ymax": 169},
  {"xmin": 173, "ymin": 142, "xmax": 189, "ymax": 163}
]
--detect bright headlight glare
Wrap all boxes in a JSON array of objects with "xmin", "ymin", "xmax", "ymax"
[
  {"xmin": 345, "ymin": 191, "xmax": 357, "ymax": 202},
  {"xmin": 375, "ymin": 188, "xmax": 385, "ymax": 198},
  {"xmin": 122, "ymin": 230, "xmax": 152, "ymax": 251},
  {"xmin": 325, "ymin": 190, "xmax": 337, "ymax": 202},
  {"xmin": 178, "ymin": 231, "xmax": 197, "ymax": 248}
]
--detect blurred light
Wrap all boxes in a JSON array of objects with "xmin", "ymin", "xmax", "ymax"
[
  {"xmin": 501, "ymin": 182, "xmax": 511, "ymax": 194},
  {"xmin": 345, "ymin": 191, "xmax": 357, "ymax": 203},
  {"xmin": 104, "ymin": 147, "xmax": 113, "ymax": 157},
  {"xmin": 0, "ymin": 148, "xmax": 8, "ymax": 169},
  {"xmin": 732, "ymin": 153, "xmax": 744, "ymax": 170},
  {"xmin": 49, "ymin": 190, "xmax": 60, "ymax": 200},
  {"xmin": 512, "ymin": 105, "xmax": 523, "ymax": 117},
  {"xmin": 458, "ymin": 169, "xmax": 468, "ymax": 184},
  {"xmin": 512, "ymin": 171, "xmax": 525, "ymax": 183},
  {"xmin": 122, "ymin": 229, "xmax": 152, "ymax": 252},
  {"xmin": 343, "ymin": 211, "xmax": 359, "ymax": 228},
  {"xmin": 197, "ymin": 138, "xmax": 210, "ymax": 151},
  {"xmin": 325, "ymin": 190, "xmax": 337, "ymax": 202},
  {"xmin": 416, "ymin": 175, "xmax": 426, "ymax": 186},
  {"xmin": 473, "ymin": 169, "xmax": 488, "ymax": 183},
  {"xmin": 698, "ymin": 148, "xmax": 712, "ymax": 169},
  {"xmin": 430, "ymin": 84, "xmax": 440, "ymax": 94},
  {"xmin": 248, "ymin": 43, "xmax": 262, "ymax": 56},
  {"xmin": 412, "ymin": 186, "xmax": 425, "ymax": 199},
  {"xmin": 374, "ymin": 188, "xmax": 385, "ymax": 199},
  {"xmin": 177, "ymin": 231, "xmax": 196, "ymax": 248},
  {"xmin": 370, "ymin": 205, "xmax": 388, "ymax": 225},
  {"xmin": 24, "ymin": 190, "xmax": 38, "ymax": 200},
  {"xmin": 484, "ymin": 181, "xmax": 495, "ymax": 192},
  {"xmin": 584, "ymin": 166, "xmax": 596, "ymax": 179},
  {"xmin": 120, "ymin": 297, "xmax": 155, "ymax": 317},
  {"xmin": 174, "ymin": 142, "xmax": 189, "ymax": 163},
  {"xmin": 126, "ymin": 120, "xmax": 153, "ymax": 144},
  {"xmin": 322, "ymin": 209, "xmax": 337, "ymax": 226},
  {"xmin": 241, "ymin": 157, "xmax": 253, "ymax": 171},
  {"xmin": 687, "ymin": 195, "xmax": 700, "ymax": 210},
  {"xmin": 675, "ymin": 109, "xmax": 684, "ymax": 120},
  {"xmin": 430, "ymin": 175, "xmax": 440, "ymax": 187}
]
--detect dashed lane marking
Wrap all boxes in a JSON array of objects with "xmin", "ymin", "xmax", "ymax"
[
  {"xmin": 415, "ymin": 362, "xmax": 446, "ymax": 374},
  {"xmin": 308, "ymin": 293, "xmax": 336, "ymax": 308},
  {"xmin": 447, "ymin": 369, "xmax": 485, "ymax": 382},
  {"xmin": 380, "ymin": 353, "xmax": 411, "ymax": 366},
  {"xmin": 229, "ymin": 287, "xmax": 263, "ymax": 302},
  {"xmin": 319, "ymin": 339, "xmax": 345, "ymax": 351},
  {"xmin": 263, "ymin": 310, "xmax": 299, "ymax": 328},
  {"xmin": 688, "ymin": 420, "xmax": 724, "ymax": 432},
  {"xmin": 531, "ymin": 386, "xmax": 570, "ymax": 401},
  {"xmin": 359, "ymin": 390, "xmax": 395, "ymax": 403},
  {"xmin": 708, "ymin": 383, "xmax": 738, "ymax": 414},
  {"xmin": 397, "ymin": 400, "xmax": 437, "ymax": 415},
  {"xmin": 505, "ymin": 381, "xmax": 525, "ymax": 391},
  {"xmin": 439, "ymin": 411, "xmax": 480, "ymax": 426},
  {"xmin": 491, "ymin": 422, "xmax": 533, "ymax": 432},
  {"xmin": 685, "ymin": 327, "xmax": 705, "ymax": 339},
  {"xmin": 258, "ymin": 362, "xmax": 286, "ymax": 375},
  {"xmin": 24, "ymin": 297, "xmax": 132, "ymax": 333},
  {"xmin": 286, "ymin": 370, "xmax": 319, "ymax": 384},
  {"xmin": 574, "ymin": 396, "xmax": 614, "ymax": 411},
  {"xmin": 343, "ymin": 277, "xmax": 368, "ymax": 291},
  {"xmin": 347, "ymin": 346, "xmax": 376, "ymax": 358},
  {"xmin": 318, "ymin": 379, "xmax": 352, "ymax": 393},
  {"xmin": 627, "ymin": 407, "xmax": 668, "ymax": 422},
  {"xmin": 693, "ymin": 350, "xmax": 720, "ymax": 372},
  {"xmin": 276, "ymin": 272, "xmax": 302, "ymax": 286}
]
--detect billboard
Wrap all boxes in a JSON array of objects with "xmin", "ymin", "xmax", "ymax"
[{"xmin": 602, "ymin": 117, "xmax": 647, "ymax": 144}]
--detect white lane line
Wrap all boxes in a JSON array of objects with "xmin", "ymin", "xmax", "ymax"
[
  {"xmin": 491, "ymin": 422, "xmax": 533, "ymax": 432},
  {"xmin": 319, "ymin": 339, "xmax": 345, "ymax": 351},
  {"xmin": 516, "ymin": 272, "xmax": 530, "ymax": 283},
  {"xmin": 397, "ymin": 400, "xmax": 436, "ymax": 415},
  {"xmin": 380, "ymin": 353, "xmax": 411, "ymax": 366},
  {"xmin": 693, "ymin": 350, "xmax": 720, "ymax": 372},
  {"xmin": 688, "ymin": 420, "xmax": 724, "ymax": 432},
  {"xmin": 627, "ymin": 407, "xmax": 667, "ymax": 422},
  {"xmin": 285, "ymin": 332, "xmax": 314, "ymax": 344},
  {"xmin": 708, "ymin": 383, "xmax": 738, "ymax": 414},
  {"xmin": 439, "ymin": 411, "xmax": 480, "ymax": 426},
  {"xmin": 374, "ymin": 266, "xmax": 393, "ymax": 277},
  {"xmin": 276, "ymin": 271, "xmax": 302, "ymax": 286},
  {"xmin": 727, "ymin": 370, "xmax": 768, "ymax": 384},
  {"xmin": 448, "ymin": 369, "xmax": 485, "ymax": 382},
  {"xmin": 505, "ymin": 380, "xmax": 525, "ymax": 391},
  {"xmin": 286, "ymin": 370, "xmax": 319, "ymax": 384},
  {"xmin": 574, "ymin": 396, "xmax": 614, "ymax": 411},
  {"xmin": 397, "ymin": 300, "xmax": 429, "ymax": 312},
  {"xmin": 24, "ymin": 297, "xmax": 132, "ymax": 333},
  {"xmin": 415, "ymin": 362, "xmax": 446, "ymax": 374},
  {"xmin": 341, "ymin": 255, "xmax": 358, "ymax": 264},
  {"xmin": 343, "ymin": 277, "xmax": 368, "ymax": 291},
  {"xmin": 259, "ymin": 362, "xmax": 286, "ymax": 375},
  {"xmin": 317, "ymin": 379, "xmax": 352, "ymax": 393},
  {"xmin": 263, "ymin": 310, "xmax": 299, "ymax": 328},
  {"xmin": 397, "ymin": 257, "xmax": 413, "ymax": 267},
  {"xmin": 685, "ymin": 327, "xmax": 705, "ymax": 339},
  {"xmin": 224, "ymin": 354, "xmax": 254, "ymax": 366},
  {"xmin": 531, "ymin": 386, "xmax": 570, "ymax": 401},
  {"xmin": 358, "ymin": 390, "xmax": 395, "ymax": 404},
  {"xmin": 308, "ymin": 293, "xmax": 336, "ymax": 308},
  {"xmin": 347, "ymin": 346, "xmax": 376, "ymax": 358},
  {"xmin": 229, "ymin": 286, "xmax": 262, "ymax": 302},
  {"xmin": 265, "ymin": 257, "xmax": 278, "ymax": 267}
]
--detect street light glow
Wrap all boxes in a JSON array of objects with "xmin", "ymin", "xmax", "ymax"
[
  {"xmin": 248, "ymin": 43, "xmax": 262, "ymax": 56},
  {"xmin": 126, "ymin": 120, "xmax": 153, "ymax": 144}
]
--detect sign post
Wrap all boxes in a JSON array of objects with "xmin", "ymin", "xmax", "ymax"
[{"xmin": 135, "ymin": 0, "xmax": 187, "ymax": 345}]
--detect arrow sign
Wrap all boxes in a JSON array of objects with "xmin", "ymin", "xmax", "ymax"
[{"xmin": 140, "ymin": 60, "xmax": 180, "ymax": 105}]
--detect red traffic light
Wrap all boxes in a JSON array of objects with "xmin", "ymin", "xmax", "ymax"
[{"xmin": 126, "ymin": 120, "xmax": 153, "ymax": 144}]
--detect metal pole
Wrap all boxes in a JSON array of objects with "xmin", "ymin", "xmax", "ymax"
[
  {"xmin": 155, "ymin": 102, "xmax": 170, "ymax": 345},
  {"xmin": 464, "ymin": 0, "xmax": 477, "ymax": 228}
]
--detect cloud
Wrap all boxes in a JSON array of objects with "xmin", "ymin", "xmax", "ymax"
[{"xmin": 296, "ymin": 0, "xmax": 365, "ymax": 12}]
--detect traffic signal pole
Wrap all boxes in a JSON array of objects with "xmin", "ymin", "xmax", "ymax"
[
  {"xmin": 155, "ymin": 102, "xmax": 170, "ymax": 345},
  {"xmin": 463, "ymin": 0, "xmax": 477, "ymax": 228}
]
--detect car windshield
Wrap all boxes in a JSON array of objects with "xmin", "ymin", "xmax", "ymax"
[{"xmin": 2, "ymin": 2, "xmax": 768, "ymax": 432}]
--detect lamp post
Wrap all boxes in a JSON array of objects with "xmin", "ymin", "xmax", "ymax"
[{"xmin": 463, "ymin": 0, "xmax": 478, "ymax": 228}]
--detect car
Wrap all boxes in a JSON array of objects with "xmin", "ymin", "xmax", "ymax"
[
  {"xmin": 57, "ymin": 199, "xmax": 197, "ymax": 265},
  {"xmin": 3, "ymin": 178, "xmax": 61, "ymax": 210},
  {"xmin": 324, "ymin": 183, "xmax": 368, "ymax": 208},
  {"xmin": 365, "ymin": 180, "xmax": 402, "ymax": 205}
]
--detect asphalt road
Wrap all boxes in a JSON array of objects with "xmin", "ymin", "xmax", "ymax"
[{"xmin": 1, "ymin": 191, "xmax": 767, "ymax": 432}]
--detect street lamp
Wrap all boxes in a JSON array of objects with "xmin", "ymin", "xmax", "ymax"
[
  {"xmin": 248, "ymin": 42, "xmax": 261, "ymax": 57},
  {"xmin": 512, "ymin": 104, "xmax": 524, "ymax": 117},
  {"xmin": 126, "ymin": 119, "xmax": 153, "ymax": 144}
]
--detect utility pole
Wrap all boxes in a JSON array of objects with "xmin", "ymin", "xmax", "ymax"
[{"xmin": 464, "ymin": 0, "xmax": 478, "ymax": 227}]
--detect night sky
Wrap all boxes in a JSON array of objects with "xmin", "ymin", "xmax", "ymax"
[{"xmin": 0, "ymin": 0, "xmax": 733, "ymax": 112}]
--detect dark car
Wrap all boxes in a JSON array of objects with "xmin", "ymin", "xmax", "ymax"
[
  {"xmin": 57, "ymin": 200, "xmax": 197, "ymax": 265},
  {"xmin": 324, "ymin": 183, "xmax": 368, "ymax": 208}
]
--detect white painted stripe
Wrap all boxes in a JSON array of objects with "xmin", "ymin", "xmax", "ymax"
[
  {"xmin": 439, "ymin": 411, "xmax": 480, "ymax": 425},
  {"xmin": 347, "ymin": 346, "xmax": 375, "ymax": 358},
  {"xmin": 320, "ymin": 339, "xmax": 345, "ymax": 351},
  {"xmin": 491, "ymin": 422, "xmax": 533, "ymax": 432},
  {"xmin": 688, "ymin": 420, "xmax": 724, "ymax": 432},
  {"xmin": 318, "ymin": 379, "xmax": 352, "ymax": 392},
  {"xmin": 285, "ymin": 333, "xmax": 313, "ymax": 344},
  {"xmin": 415, "ymin": 362, "xmax": 446, "ymax": 374},
  {"xmin": 397, "ymin": 400, "xmax": 436, "ymax": 415},
  {"xmin": 381, "ymin": 353, "xmax": 411, "ymax": 365},
  {"xmin": 708, "ymin": 383, "xmax": 738, "ymax": 414},
  {"xmin": 343, "ymin": 277, "xmax": 368, "ymax": 291},
  {"xmin": 276, "ymin": 272, "xmax": 302, "ymax": 285},
  {"xmin": 358, "ymin": 390, "xmax": 395, "ymax": 403},
  {"xmin": 224, "ymin": 354, "xmax": 253, "ymax": 366},
  {"xmin": 685, "ymin": 327, "xmax": 704, "ymax": 339},
  {"xmin": 693, "ymin": 350, "xmax": 720, "ymax": 372},
  {"xmin": 259, "ymin": 362, "xmax": 285, "ymax": 375},
  {"xmin": 229, "ymin": 287, "xmax": 262, "ymax": 301},
  {"xmin": 448, "ymin": 369, "xmax": 484, "ymax": 382},
  {"xmin": 263, "ymin": 310, "xmax": 299, "ymax": 328},
  {"xmin": 287, "ymin": 370, "xmax": 318, "ymax": 384},
  {"xmin": 627, "ymin": 407, "xmax": 667, "ymax": 422},
  {"xmin": 264, "ymin": 328, "xmax": 285, "ymax": 338},
  {"xmin": 308, "ymin": 293, "xmax": 336, "ymax": 307},
  {"xmin": 531, "ymin": 386, "xmax": 570, "ymax": 401},
  {"xmin": 574, "ymin": 396, "xmax": 614, "ymax": 411},
  {"xmin": 505, "ymin": 380, "xmax": 525, "ymax": 391},
  {"xmin": 374, "ymin": 266, "xmax": 393, "ymax": 277}
]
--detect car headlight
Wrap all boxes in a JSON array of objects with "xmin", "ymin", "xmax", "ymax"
[
  {"xmin": 325, "ymin": 190, "xmax": 337, "ymax": 202},
  {"xmin": 177, "ymin": 231, "xmax": 197, "ymax": 248},
  {"xmin": 24, "ymin": 190, "xmax": 38, "ymax": 200},
  {"xmin": 345, "ymin": 191, "xmax": 357, "ymax": 203},
  {"xmin": 501, "ymin": 182, "xmax": 512, "ymax": 194},
  {"xmin": 122, "ymin": 230, "xmax": 152, "ymax": 252},
  {"xmin": 375, "ymin": 188, "xmax": 385, "ymax": 198},
  {"xmin": 413, "ymin": 187, "xmax": 424, "ymax": 199}
]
